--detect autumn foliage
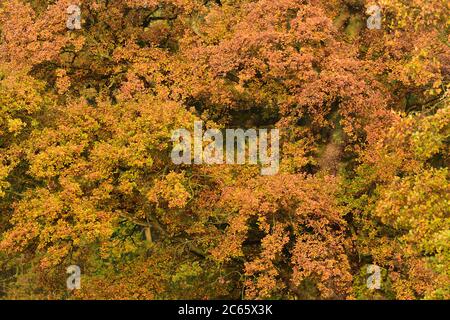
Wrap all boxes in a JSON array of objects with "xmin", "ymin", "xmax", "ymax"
[{"xmin": 0, "ymin": 0, "xmax": 449, "ymax": 300}]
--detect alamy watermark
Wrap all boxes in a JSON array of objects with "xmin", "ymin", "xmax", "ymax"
[
  {"xmin": 366, "ymin": 264, "xmax": 381, "ymax": 290},
  {"xmin": 366, "ymin": 4, "xmax": 382, "ymax": 30},
  {"xmin": 171, "ymin": 121, "xmax": 279, "ymax": 176},
  {"xmin": 66, "ymin": 265, "xmax": 81, "ymax": 290},
  {"xmin": 67, "ymin": 5, "xmax": 82, "ymax": 30}
]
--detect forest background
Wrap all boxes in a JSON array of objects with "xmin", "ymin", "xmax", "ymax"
[{"xmin": 0, "ymin": 0, "xmax": 449, "ymax": 300}]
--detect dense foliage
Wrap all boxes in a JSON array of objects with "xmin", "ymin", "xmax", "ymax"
[{"xmin": 0, "ymin": 0, "xmax": 448, "ymax": 300}]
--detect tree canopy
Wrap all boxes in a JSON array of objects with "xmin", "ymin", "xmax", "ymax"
[{"xmin": 0, "ymin": 0, "xmax": 448, "ymax": 300}]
